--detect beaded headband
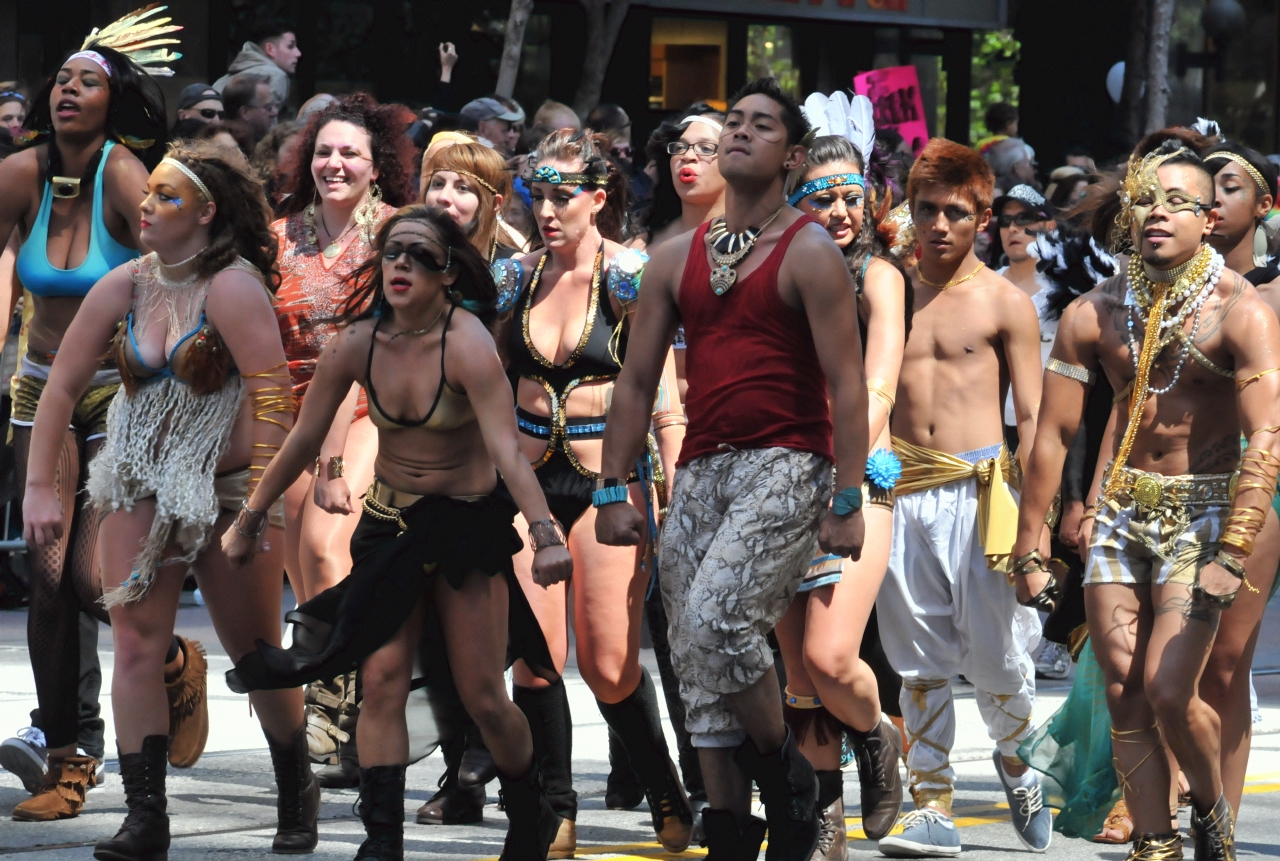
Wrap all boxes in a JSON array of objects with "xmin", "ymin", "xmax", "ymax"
[
  {"xmin": 430, "ymin": 168, "xmax": 497, "ymax": 195},
  {"xmin": 788, "ymin": 172, "xmax": 864, "ymax": 206},
  {"xmin": 160, "ymin": 157, "xmax": 212, "ymax": 203},
  {"xmin": 531, "ymin": 164, "xmax": 602, "ymax": 186},
  {"xmin": 68, "ymin": 51, "xmax": 113, "ymax": 77},
  {"xmin": 1204, "ymin": 151, "xmax": 1271, "ymax": 199}
]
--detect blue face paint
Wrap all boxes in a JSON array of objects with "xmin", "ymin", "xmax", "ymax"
[{"xmin": 171, "ymin": 197, "xmax": 184, "ymax": 211}]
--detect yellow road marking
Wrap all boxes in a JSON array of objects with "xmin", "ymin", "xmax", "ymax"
[{"xmin": 470, "ymin": 782, "xmax": 1280, "ymax": 860}]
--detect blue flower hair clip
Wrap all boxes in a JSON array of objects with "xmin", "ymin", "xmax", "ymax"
[
  {"xmin": 866, "ymin": 448, "xmax": 902, "ymax": 491},
  {"xmin": 532, "ymin": 165, "xmax": 597, "ymax": 186},
  {"xmin": 788, "ymin": 172, "xmax": 865, "ymax": 206}
]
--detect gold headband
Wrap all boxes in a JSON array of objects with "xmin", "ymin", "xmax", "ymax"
[
  {"xmin": 159, "ymin": 157, "xmax": 212, "ymax": 203},
  {"xmin": 1205, "ymin": 151, "xmax": 1271, "ymax": 199},
  {"xmin": 430, "ymin": 168, "xmax": 497, "ymax": 196}
]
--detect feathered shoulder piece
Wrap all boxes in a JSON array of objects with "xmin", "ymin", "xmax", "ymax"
[
  {"xmin": 83, "ymin": 4, "xmax": 183, "ymax": 77},
  {"xmin": 802, "ymin": 91, "xmax": 876, "ymax": 166},
  {"xmin": 879, "ymin": 203, "xmax": 917, "ymax": 261}
]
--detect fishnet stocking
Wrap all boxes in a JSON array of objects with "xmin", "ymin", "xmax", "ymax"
[{"xmin": 14, "ymin": 426, "xmax": 106, "ymax": 750}]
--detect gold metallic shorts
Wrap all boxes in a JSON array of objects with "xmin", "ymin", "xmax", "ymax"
[
  {"xmin": 1085, "ymin": 465, "xmax": 1232, "ymax": 587},
  {"xmin": 10, "ymin": 353, "xmax": 120, "ymax": 441},
  {"xmin": 213, "ymin": 468, "xmax": 286, "ymax": 530}
]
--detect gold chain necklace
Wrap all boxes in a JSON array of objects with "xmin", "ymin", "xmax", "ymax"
[
  {"xmin": 707, "ymin": 205, "xmax": 785, "ymax": 296},
  {"xmin": 917, "ymin": 261, "xmax": 985, "ymax": 290},
  {"xmin": 386, "ymin": 301, "xmax": 448, "ymax": 341}
]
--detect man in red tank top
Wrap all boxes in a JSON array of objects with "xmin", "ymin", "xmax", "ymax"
[{"xmin": 595, "ymin": 78, "xmax": 870, "ymax": 857}]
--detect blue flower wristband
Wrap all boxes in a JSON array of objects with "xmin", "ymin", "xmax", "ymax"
[
  {"xmin": 592, "ymin": 485, "xmax": 629, "ymax": 507},
  {"xmin": 831, "ymin": 486, "xmax": 864, "ymax": 516}
]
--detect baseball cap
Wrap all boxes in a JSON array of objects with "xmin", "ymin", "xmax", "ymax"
[
  {"xmin": 993, "ymin": 184, "xmax": 1051, "ymax": 219},
  {"xmin": 459, "ymin": 97, "xmax": 525, "ymax": 126},
  {"xmin": 178, "ymin": 84, "xmax": 222, "ymax": 111}
]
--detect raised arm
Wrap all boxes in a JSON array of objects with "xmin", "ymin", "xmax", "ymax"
[
  {"xmin": 23, "ymin": 265, "xmax": 134, "ymax": 546},
  {"xmin": 1201, "ymin": 286, "xmax": 1280, "ymax": 602},
  {"xmin": 791, "ymin": 225, "xmax": 868, "ymax": 558},
  {"xmin": 450, "ymin": 316, "xmax": 572, "ymax": 586},
  {"xmin": 860, "ymin": 257, "xmax": 906, "ymax": 444},
  {"xmin": 999, "ymin": 285, "xmax": 1046, "ymax": 475},
  {"xmin": 596, "ymin": 237, "xmax": 684, "ymax": 547}
]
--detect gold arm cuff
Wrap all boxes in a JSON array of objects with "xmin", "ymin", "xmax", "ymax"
[{"xmin": 1046, "ymin": 357, "xmax": 1097, "ymax": 386}]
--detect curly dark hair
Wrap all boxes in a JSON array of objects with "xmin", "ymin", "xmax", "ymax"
[
  {"xmin": 335, "ymin": 204, "xmax": 497, "ymax": 328},
  {"xmin": 277, "ymin": 93, "xmax": 417, "ymax": 216},
  {"xmin": 530, "ymin": 129, "xmax": 629, "ymax": 242},
  {"xmin": 24, "ymin": 45, "xmax": 168, "ymax": 170},
  {"xmin": 644, "ymin": 103, "xmax": 724, "ymax": 239},
  {"xmin": 163, "ymin": 139, "xmax": 280, "ymax": 292}
]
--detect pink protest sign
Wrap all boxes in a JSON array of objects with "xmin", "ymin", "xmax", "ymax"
[{"xmin": 853, "ymin": 66, "xmax": 929, "ymax": 155}]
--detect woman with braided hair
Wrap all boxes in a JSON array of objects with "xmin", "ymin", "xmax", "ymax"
[
  {"xmin": 23, "ymin": 140, "xmax": 318, "ymax": 860},
  {"xmin": 489, "ymin": 128, "xmax": 693, "ymax": 856},
  {"xmin": 0, "ymin": 34, "xmax": 210, "ymax": 820}
]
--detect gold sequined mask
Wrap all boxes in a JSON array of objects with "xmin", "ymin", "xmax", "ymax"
[{"xmin": 1116, "ymin": 146, "xmax": 1206, "ymax": 247}]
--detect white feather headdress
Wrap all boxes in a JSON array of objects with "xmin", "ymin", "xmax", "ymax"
[{"xmin": 802, "ymin": 91, "xmax": 876, "ymax": 165}]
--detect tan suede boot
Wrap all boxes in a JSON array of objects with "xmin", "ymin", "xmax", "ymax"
[
  {"xmin": 12, "ymin": 755, "xmax": 95, "ymax": 821},
  {"xmin": 165, "ymin": 637, "xmax": 209, "ymax": 768}
]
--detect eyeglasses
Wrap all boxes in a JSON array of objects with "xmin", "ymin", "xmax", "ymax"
[
  {"xmin": 197, "ymin": 108, "xmax": 224, "ymax": 120},
  {"xmin": 383, "ymin": 242, "xmax": 452, "ymax": 272},
  {"xmin": 667, "ymin": 141, "xmax": 719, "ymax": 158},
  {"xmin": 995, "ymin": 211, "xmax": 1046, "ymax": 228}
]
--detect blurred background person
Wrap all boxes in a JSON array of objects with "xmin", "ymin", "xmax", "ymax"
[
  {"xmin": 175, "ymin": 84, "xmax": 223, "ymax": 125},
  {"xmin": 0, "ymin": 89, "xmax": 28, "ymax": 133},
  {"xmin": 197, "ymin": 119, "xmax": 255, "ymax": 159},
  {"xmin": 221, "ymin": 72, "xmax": 278, "ymax": 145},
  {"xmin": 459, "ymin": 96, "xmax": 523, "ymax": 157},
  {"xmin": 252, "ymin": 120, "xmax": 301, "ymax": 212},
  {"xmin": 215, "ymin": 17, "xmax": 300, "ymax": 114},
  {"xmin": 533, "ymin": 99, "xmax": 580, "ymax": 133}
]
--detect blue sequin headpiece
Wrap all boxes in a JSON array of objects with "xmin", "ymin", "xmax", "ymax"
[
  {"xmin": 531, "ymin": 165, "xmax": 601, "ymax": 187},
  {"xmin": 788, "ymin": 172, "xmax": 865, "ymax": 206}
]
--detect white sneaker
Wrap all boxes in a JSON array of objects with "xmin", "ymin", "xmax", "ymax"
[
  {"xmin": 0, "ymin": 727, "xmax": 48, "ymax": 793},
  {"xmin": 1034, "ymin": 642, "xmax": 1070, "ymax": 680}
]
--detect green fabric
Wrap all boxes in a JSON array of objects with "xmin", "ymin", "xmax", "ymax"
[{"xmin": 1018, "ymin": 640, "xmax": 1120, "ymax": 838}]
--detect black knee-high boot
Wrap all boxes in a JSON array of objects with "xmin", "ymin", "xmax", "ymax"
[
  {"xmin": 93, "ymin": 735, "xmax": 169, "ymax": 861},
  {"xmin": 497, "ymin": 763, "xmax": 559, "ymax": 861},
  {"xmin": 354, "ymin": 765, "xmax": 405, "ymax": 861},
  {"xmin": 512, "ymin": 680, "xmax": 577, "ymax": 821},
  {"xmin": 267, "ymin": 725, "xmax": 320, "ymax": 854},
  {"xmin": 604, "ymin": 727, "xmax": 644, "ymax": 809},
  {"xmin": 597, "ymin": 667, "xmax": 694, "ymax": 851}
]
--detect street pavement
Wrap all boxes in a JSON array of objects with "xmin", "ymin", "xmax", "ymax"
[{"xmin": 1, "ymin": 593, "xmax": 1278, "ymax": 859}]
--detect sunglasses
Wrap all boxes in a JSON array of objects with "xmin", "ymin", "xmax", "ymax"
[
  {"xmin": 197, "ymin": 108, "xmax": 224, "ymax": 120},
  {"xmin": 383, "ymin": 242, "xmax": 452, "ymax": 272},
  {"xmin": 995, "ymin": 211, "xmax": 1046, "ymax": 228},
  {"xmin": 667, "ymin": 141, "xmax": 719, "ymax": 157}
]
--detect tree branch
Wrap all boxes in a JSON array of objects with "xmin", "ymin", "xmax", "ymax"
[{"xmin": 496, "ymin": 0, "xmax": 535, "ymax": 98}]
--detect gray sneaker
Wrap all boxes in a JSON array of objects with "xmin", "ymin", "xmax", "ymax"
[
  {"xmin": 0, "ymin": 727, "xmax": 48, "ymax": 794},
  {"xmin": 878, "ymin": 807, "xmax": 962, "ymax": 857},
  {"xmin": 993, "ymin": 752, "xmax": 1052, "ymax": 852},
  {"xmin": 1034, "ymin": 642, "xmax": 1070, "ymax": 680}
]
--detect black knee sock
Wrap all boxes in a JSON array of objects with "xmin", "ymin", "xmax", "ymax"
[
  {"xmin": 513, "ymin": 679, "xmax": 577, "ymax": 820},
  {"xmin": 646, "ymin": 591, "xmax": 704, "ymax": 797},
  {"xmin": 816, "ymin": 769, "xmax": 843, "ymax": 809},
  {"xmin": 596, "ymin": 667, "xmax": 675, "ymax": 797}
]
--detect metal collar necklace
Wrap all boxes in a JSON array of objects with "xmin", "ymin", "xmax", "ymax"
[{"xmin": 706, "ymin": 205, "xmax": 785, "ymax": 296}]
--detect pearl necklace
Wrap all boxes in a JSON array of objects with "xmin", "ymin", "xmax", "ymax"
[
  {"xmin": 1124, "ymin": 247, "xmax": 1222, "ymax": 396},
  {"xmin": 153, "ymin": 248, "xmax": 205, "ymax": 290}
]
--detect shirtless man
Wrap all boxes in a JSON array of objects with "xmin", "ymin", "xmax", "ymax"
[
  {"xmin": 875, "ymin": 139, "xmax": 1053, "ymax": 857},
  {"xmin": 1012, "ymin": 139, "xmax": 1280, "ymax": 861},
  {"xmin": 595, "ymin": 77, "xmax": 869, "ymax": 859}
]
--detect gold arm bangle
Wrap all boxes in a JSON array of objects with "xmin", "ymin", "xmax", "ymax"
[
  {"xmin": 653, "ymin": 415, "xmax": 687, "ymax": 430},
  {"xmin": 867, "ymin": 377, "xmax": 896, "ymax": 411},
  {"xmin": 1046, "ymin": 357, "xmax": 1098, "ymax": 386},
  {"xmin": 1237, "ymin": 367, "xmax": 1280, "ymax": 391}
]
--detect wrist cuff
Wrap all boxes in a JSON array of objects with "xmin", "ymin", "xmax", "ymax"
[{"xmin": 592, "ymin": 485, "xmax": 629, "ymax": 507}]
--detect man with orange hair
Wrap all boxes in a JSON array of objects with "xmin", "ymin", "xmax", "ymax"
[{"xmin": 875, "ymin": 138, "xmax": 1052, "ymax": 857}]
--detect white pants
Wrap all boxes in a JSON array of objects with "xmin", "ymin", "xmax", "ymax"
[{"xmin": 877, "ymin": 473, "xmax": 1041, "ymax": 793}]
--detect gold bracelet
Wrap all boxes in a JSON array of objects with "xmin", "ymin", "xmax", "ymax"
[
  {"xmin": 653, "ymin": 415, "xmax": 687, "ymax": 430},
  {"xmin": 328, "ymin": 456, "xmax": 345, "ymax": 480}
]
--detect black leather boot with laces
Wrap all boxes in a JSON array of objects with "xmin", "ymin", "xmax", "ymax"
[
  {"xmin": 93, "ymin": 735, "xmax": 170, "ymax": 861},
  {"xmin": 497, "ymin": 764, "xmax": 559, "ymax": 860},
  {"xmin": 267, "ymin": 726, "xmax": 320, "ymax": 854},
  {"xmin": 701, "ymin": 808, "xmax": 767, "ymax": 860},
  {"xmin": 733, "ymin": 727, "xmax": 820, "ymax": 861},
  {"xmin": 1191, "ymin": 794, "xmax": 1236, "ymax": 861},
  {"xmin": 354, "ymin": 765, "xmax": 405, "ymax": 861}
]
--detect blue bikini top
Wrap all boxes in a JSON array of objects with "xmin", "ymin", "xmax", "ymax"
[{"xmin": 16, "ymin": 140, "xmax": 138, "ymax": 297}]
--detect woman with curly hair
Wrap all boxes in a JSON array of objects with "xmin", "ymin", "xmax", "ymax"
[
  {"xmin": 23, "ymin": 139, "xmax": 317, "ymax": 861},
  {"xmin": 223, "ymin": 204, "xmax": 572, "ymax": 860},
  {"xmin": 490, "ymin": 129, "xmax": 692, "ymax": 855},
  {"xmin": 772, "ymin": 130, "xmax": 911, "ymax": 854},
  {"xmin": 0, "ymin": 42, "xmax": 212, "ymax": 821},
  {"xmin": 272, "ymin": 93, "xmax": 415, "ymax": 785}
]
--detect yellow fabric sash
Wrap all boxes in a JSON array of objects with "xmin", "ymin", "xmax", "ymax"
[{"xmin": 892, "ymin": 436, "xmax": 1021, "ymax": 574}]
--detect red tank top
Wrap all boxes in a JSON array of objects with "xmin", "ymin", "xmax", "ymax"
[{"xmin": 676, "ymin": 214, "xmax": 833, "ymax": 467}]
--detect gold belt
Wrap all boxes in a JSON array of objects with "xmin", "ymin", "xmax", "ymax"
[
  {"xmin": 1104, "ymin": 463, "xmax": 1236, "ymax": 511},
  {"xmin": 365, "ymin": 477, "xmax": 425, "ymax": 512}
]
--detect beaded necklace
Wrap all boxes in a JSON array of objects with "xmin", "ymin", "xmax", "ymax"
[{"xmin": 706, "ymin": 205, "xmax": 785, "ymax": 295}]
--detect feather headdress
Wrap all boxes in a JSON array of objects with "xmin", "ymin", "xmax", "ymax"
[
  {"xmin": 801, "ymin": 91, "xmax": 876, "ymax": 166},
  {"xmin": 81, "ymin": 4, "xmax": 183, "ymax": 77}
]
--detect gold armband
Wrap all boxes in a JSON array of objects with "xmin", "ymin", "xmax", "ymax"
[
  {"xmin": 1046, "ymin": 358, "xmax": 1097, "ymax": 386},
  {"xmin": 867, "ymin": 377, "xmax": 896, "ymax": 412},
  {"xmin": 653, "ymin": 414, "xmax": 687, "ymax": 431},
  {"xmin": 1220, "ymin": 446, "xmax": 1280, "ymax": 556},
  {"xmin": 1236, "ymin": 367, "xmax": 1280, "ymax": 391}
]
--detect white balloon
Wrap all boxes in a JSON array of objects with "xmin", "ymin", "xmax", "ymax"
[{"xmin": 1107, "ymin": 62, "xmax": 1125, "ymax": 103}]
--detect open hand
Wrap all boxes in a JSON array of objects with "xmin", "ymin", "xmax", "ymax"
[
  {"xmin": 22, "ymin": 485, "xmax": 63, "ymax": 548},
  {"xmin": 595, "ymin": 501, "xmax": 644, "ymax": 547},
  {"xmin": 818, "ymin": 509, "xmax": 864, "ymax": 560},
  {"xmin": 532, "ymin": 545, "xmax": 573, "ymax": 587}
]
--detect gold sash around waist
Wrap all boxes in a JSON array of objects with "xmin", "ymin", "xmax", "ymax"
[{"xmin": 892, "ymin": 436, "xmax": 1021, "ymax": 574}]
